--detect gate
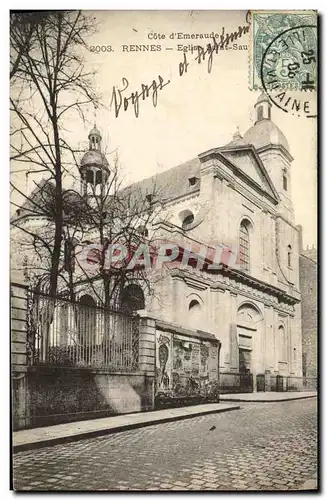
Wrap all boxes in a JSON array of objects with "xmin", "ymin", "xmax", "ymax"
[
  {"xmin": 256, "ymin": 374, "xmax": 265, "ymax": 392},
  {"xmin": 240, "ymin": 372, "xmax": 253, "ymax": 392},
  {"xmin": 276, "ymin": 375, "xmax": 285, "ymax": 392}
]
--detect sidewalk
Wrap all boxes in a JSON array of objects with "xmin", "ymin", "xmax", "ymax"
[
  {"xmin": 220, "ymin": 391, "xmax": 317, "ymax": 402},
  {"xmin": 13, "ymin": 402, "xmax": 240, "ymax": 453}
]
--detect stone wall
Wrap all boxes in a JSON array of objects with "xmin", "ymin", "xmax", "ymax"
[
  {"xmin": 11, "ymin": 285, "xmax": 156, "ymax": 430},
  {"xmin": 299, "ymin": 250, "xmax": 317, "ymax": 378},
  {"xmin": 26, "ymin": 367, "xmax": 154, "ymax": 428}
]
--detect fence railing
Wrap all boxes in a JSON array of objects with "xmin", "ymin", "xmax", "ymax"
[
  {"xmin": 219, "ymin": 372, "xmax": 317, "ymax": 393},
  {"xmin": 219, "ymin": 372, "xmax": 253, "ymax": 393},
  {"xmin": 26, "ymin": 291, "xmax": 140, "ymax": 371},
  {"xmin": 287, "ymin": 376, "xmax": 317, "ymax": 392}
]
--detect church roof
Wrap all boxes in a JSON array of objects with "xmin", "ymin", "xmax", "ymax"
[
  {"xmin": 243, "ymin": 119, "xmax": 290, "ymax": 152},
  {"xmin": 80, "ymin": 150, "xmax": 109, "ymax": 169},
  {"xmin": 255, "ymin": 91, "xmax": 272, "ymax": 106},
  {"xmin": 120, "ymin": 157, "xmax": 201, "ymax": 204},
  {"xmin": 88, "ymin": 125, "xmax": 101, "ymax": 138}
]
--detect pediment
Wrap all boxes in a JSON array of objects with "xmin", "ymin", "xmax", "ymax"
[
  {"xmin": 217, "ymin": 147, "xmax": 278, "ymax": 202},
  {"xmin": 199, "ymin": 145, "xmax": 279, "ymax": 203}
]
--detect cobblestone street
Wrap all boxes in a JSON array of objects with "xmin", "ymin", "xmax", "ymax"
[{"xmin": 13, "ymin": 398, "xmax": 318, "ymax": 491}]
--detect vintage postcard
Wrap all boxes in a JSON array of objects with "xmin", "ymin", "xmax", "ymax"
[{"xmin": 10, "ymin": 10, "xmax": 318, "ymax": 492}]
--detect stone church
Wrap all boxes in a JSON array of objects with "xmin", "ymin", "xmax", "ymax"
[
  {"xmin": 125, "ymin": 91, "xmax": 303, "ymax": 387},
  {"xmin": 12, "ymin": 91, "xmax": 305, "ymax": 396}
]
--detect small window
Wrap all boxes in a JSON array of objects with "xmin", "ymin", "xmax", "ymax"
[
  {"xmin": 137, "ymin": 225, "xmax": 149, "ymax": 237},
  {"xmin": 283, "ymin": 174, "xmax": 288, "ymax": 191},
  {"xmin": 287, "ymin": 245, "xmax": 292, "ymax": 268},
  {"xmin": 257, "ymin": 106, "xmax": 263, "ymax": 121},
  {"xmin": 188, "ymin": 176, "xmax": 199, "ymax": 187},
  {"xmin": 146, "ymin": 194, "xmax": 153, "ymax": 203}
]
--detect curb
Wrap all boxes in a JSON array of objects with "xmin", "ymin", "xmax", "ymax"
[
  {"xmin": 13, "ymin": 404, "xmax": 240, "ymax": 454},
  {"xmin": 220, "ymin": 395, "xmax": 317, "ymax": 403}
]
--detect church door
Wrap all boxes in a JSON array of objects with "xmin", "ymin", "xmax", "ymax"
[{"xmin": 239, "ymin": 348, "xmax": 253, "ymax": 392}]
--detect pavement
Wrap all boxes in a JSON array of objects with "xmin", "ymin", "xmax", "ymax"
[
  {"xmin": 13, "ymin": 402, "xmax": 240, "ymax": 452},
  {"xmin": 220, "ymin": 391, "xmax": 317, "ymax": 402},
  {"xmin": 12, "ymin": 398, "xmax": 318, "ymax": 491},
  {"xmin": 13, "ymin": 391, "xmax": 317, "ymax": 452}
]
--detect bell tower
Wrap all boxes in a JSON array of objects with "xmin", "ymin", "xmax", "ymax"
[
  {"xmin": 79, "ymin": 126, "xmax": 110, "ymax": 200},
  {"xmin": 254, "ymin": 91, "xmax": 272, "ymax": 123},
  {"xmin": 243, "ymin": 93, "xmax": 294, "ymax": 222}
]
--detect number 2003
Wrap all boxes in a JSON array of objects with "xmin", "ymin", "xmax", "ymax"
[{"xmin": 89, "ymin": 45, "xmax": 113, "ymax": 52}]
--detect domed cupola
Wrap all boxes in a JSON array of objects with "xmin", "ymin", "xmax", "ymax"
[
  {"xmin": 243, "ymin": 92, "xmax": 294, "ymax": 222},
  {"xmin": 79, "ymin": 125, "xmax": 110, "ymax": 197},
  {"xmin": 243, "ymin": 92, "xmax": 290, "ymax": 153}
]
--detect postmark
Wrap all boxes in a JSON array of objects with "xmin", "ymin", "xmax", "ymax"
[
  {"xmin": 260, "ymin": 25, "xmax": 317, "ymax": 118},
  {"xmin": 250, "ymin": 10, "xmax": 317, "ymax": 90}
]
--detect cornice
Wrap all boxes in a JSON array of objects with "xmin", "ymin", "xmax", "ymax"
[
  {"xmin": 171, "ymin": 265, "xmax": 300, "ymax": 308},
  {"xmin": 257, "ymin": 144, "xmax": 294, "ymax": 163}
]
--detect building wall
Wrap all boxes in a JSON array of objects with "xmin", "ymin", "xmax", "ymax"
[
  {"xmin": 146, "ymin": 264, "xmax": 302, "ymax": 381},
  {"xmin": 300, "ymin": 249, "xmax": 317, "ymax": 378},
  {"xmin": 144, "ymin": 145, "xmax": 303, "ymax": 383}
]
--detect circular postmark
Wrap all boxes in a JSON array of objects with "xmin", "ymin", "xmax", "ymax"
[{"xmin": 260, "ymin": 25, "xmax": 317, "ymax": 118}]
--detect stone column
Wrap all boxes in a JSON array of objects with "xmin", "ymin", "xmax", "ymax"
[
  {"xmin": 229, "ymin": 292, "xmax": 238, "ymax": 372},
  {"xmin": 137, "ymin": 311, "xmax": 156, "ymax": 410},
  {"xmin": 264, "ymin": 305, "xmax": 274, "ymax": 371},
  {"xmin": 11, "ymin": 283, "xmax": 29, "ymax": 430},
  {"xmin": 172, "ymin": 275, "xmax": 184, "ymax": 324},
  {"xmin": 137, "ymin": 311, "xmax": 156, "ymax": 375}
]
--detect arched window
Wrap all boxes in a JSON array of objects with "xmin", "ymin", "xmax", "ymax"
[
  {"xmin": 287, "ymin": 245, "xmax": 292, "ymax": 268},
  {"xmin": 78, "ymin": 294, "xmax": 97, "ymax": 347},
  {"xmin": 137, "ymin": 225, "xmax": 149, "ymax": 237},
  {"xmin": 121, "ymin": 284, "xmax": 145, "ymax": 313},
  {"xmin": 239, "ymin": 220, "xmax": 251, "ymax": 272},
  {"xmin": 278, "ymin": 325, "xmax": 287, "ymax": 362},
  {"xmin": 189, "ymin": 299, "xmax": 202, "ymax": 325}
]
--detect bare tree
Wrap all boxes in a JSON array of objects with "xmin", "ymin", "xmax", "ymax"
[
  {"xmin": 10, "ymin": 10, "xmax": 99, "ymax": 299},
  {"xmin": 63, "ymin": 154, "xmax": 168, "ymax": 309}
]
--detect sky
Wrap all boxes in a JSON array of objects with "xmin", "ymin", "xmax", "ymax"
[{"xmin": 11, "ymin": 10, "xmax": 317, "ymax": 248}]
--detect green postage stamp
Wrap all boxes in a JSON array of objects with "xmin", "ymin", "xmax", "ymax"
[{"xmin": 250, "ymin": 10, "xmax": 318, "ymax": 92}]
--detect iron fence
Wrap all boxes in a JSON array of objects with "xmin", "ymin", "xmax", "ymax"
[
  {"xmin": 287, "ymin": 376, "xmax": 317, "ymax": 392},
  {"xmin": 219, "ymin": 372, "xmax": 253, "ymax": 393},
  {"xmin": 26, "ymin": 291, "xmax": 139, "ymax": 371}
]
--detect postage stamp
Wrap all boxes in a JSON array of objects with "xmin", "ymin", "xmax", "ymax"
[{"xmin": 250, "ymin": 10, "xmax": 318, "ymax": 92}]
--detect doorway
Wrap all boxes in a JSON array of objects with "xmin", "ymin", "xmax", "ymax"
[{"xmin": 239, "ymin": 348, "xmax": 253, "ymax": 392}]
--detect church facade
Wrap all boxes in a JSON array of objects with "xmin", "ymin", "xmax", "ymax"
[{"xmin": 130, "ymin": 92, "xmax": 303, "ymax": 387}]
